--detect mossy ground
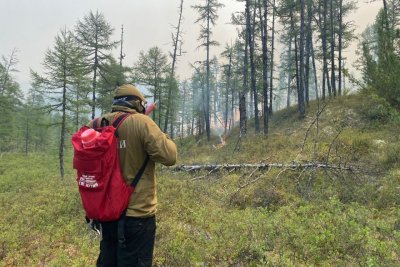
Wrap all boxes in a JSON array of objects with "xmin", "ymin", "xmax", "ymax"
[{"xmin": 1, "ymin": 93, "xmax": 399, "ymax": 266}]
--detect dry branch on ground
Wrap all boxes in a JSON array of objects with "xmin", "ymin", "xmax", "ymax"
[{"xmin": 169, "ymin": 162, "xmax": 356, "ymax": 172}]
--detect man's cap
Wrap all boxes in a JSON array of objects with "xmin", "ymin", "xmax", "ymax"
[{"xmin": 114, "ymin": 84, "xmax": 145, "ymax": 102}]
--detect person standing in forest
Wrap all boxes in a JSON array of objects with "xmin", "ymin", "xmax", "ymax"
[{"xmin": 93, "ymin": 84, "xmax": 177, "ymax": 267}]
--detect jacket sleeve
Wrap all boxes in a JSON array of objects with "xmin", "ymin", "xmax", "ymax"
[{"xmin": 141, "ymin": 116, "xmax": 177, "ymax": 166}]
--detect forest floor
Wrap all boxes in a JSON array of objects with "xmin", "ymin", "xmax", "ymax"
[{"xmin": 0, "ymin": 92, "xmax": 399, "ymax": 266}]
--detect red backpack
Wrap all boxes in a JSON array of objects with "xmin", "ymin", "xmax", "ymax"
[{"xmin": 71, "ymin": 113, "xmax": 148, "ymax": 222}]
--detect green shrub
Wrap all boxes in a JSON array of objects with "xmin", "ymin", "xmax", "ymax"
[
  {"xmin": 384, "ymin": 143, "xmax": 400, "ymax": 167},
  {"xmin": 359, "ymin": 94, "xmax": 394, "ymax": 123}
]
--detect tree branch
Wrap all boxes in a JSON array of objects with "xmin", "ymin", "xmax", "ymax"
[{"xmin": 170, "ymin": 162, "xmax": 356, "ymax": 172}]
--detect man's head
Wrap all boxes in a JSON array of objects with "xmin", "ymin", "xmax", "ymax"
[{"xmin": 113, "ymin": 84, "xmax": 147, "ymax": 113}]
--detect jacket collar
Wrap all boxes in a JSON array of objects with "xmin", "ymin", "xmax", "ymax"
[{"xmin": 111, "ymin": 105, "xmax": 139, "ymax": 114}]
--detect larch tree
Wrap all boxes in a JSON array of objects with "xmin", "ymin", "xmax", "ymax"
[
  {"xmin": 360, "ymin": 1, "xmax": 400, "ymax": 106},
  {"xmin": 133, "ymin": 47, "xmax": 170, "ymax": 126},
  {"xmin": 192, "ymin": 0, "xmax": 224, "ymax": 141},
  {"xmin": 97, "ymin": 56, "xmax": 131, "ymax": 114},
  {"xmin": 221, "ymin": 43, "xmax": 234, "ymax": 135},
  {"xmin": 31, "ymin": 28, "xmax": 84, "ymax": 178},
  {"xmin": 75, "ymin": 10, "xmax": 118, "ymax": 119},
  {"xmin": 190, "ymin": 62, "xmax": 207, "ymax": 136},
  {"xmin": 178, "ymin": 80, "xmax": 190, "ymax": 137},
  {"xmin": 0, "ymin": 49, "xmax": 22, "ymax": 151},
  {"xmin": 21, "ymin": 85, "xmax": 50, "ymax": 154}
]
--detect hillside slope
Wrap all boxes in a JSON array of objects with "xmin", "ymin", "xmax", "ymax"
[{"xmin": 163, "ymin": 92, "xmax": 400, "ymax": 265}]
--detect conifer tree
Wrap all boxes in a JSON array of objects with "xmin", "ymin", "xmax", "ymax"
[
  {"xmin": 21, "ymin": 85, "xmax": 50, "ymax": 153},
  {"xmin": 133, "ymin": 47, "xmax": 170, "ymax": 126},
  {"xmin": 75, "ymin": 10, "xmax": 118, "ymax": 119},
  {"xmin": 192, "ymin": 0, "xmax": 224, "ymax": 141},
  {"xmin": 32, "ymin": 28, "xmax": 85, "ymax": 178},
  {"xmin": 221, "ymin": 43, "xmax": 233, "ymax": 135},
  {"xmin": 0, "ymin": 49, "xmax": 22, "ymax": 151},
  {"xmin": 97, "ymin": 56, "xmax": 130, "ymax": 114},
  {"xmin": 361, "ymin": 1, "xmax": 400, "ymax": 106}
]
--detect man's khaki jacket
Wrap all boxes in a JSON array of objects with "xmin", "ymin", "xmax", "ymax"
[{"xmin": 91, "ymin": 105, "xmax": 177, "ymax": 217}]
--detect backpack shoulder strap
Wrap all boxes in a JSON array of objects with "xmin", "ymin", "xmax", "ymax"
[
  {"xmin": 111, "ymin": 113, "xmax": 131, "ymax": 138},
  {"xmin": 112, "ymin": 113, "xmax": 131, "ymax": 129},
  {"xmin": 91, "ymin": 118, "xmax": 99, "ymax": 129},
  {"xmin": 100, "ymin": 118, "xmax": 110, "ymax": 127},
  {"xmin": 91, "ymin": 117, "xmax": 110, "ymax": 129},
  {"xmin": 131, "ymin": 155, "xmax": 150, "ymax": 188}
]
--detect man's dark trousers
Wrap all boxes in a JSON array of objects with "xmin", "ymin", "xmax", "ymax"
[{"xmin": 96, "ymin": 216, "xmax": 156, "ymax": 267}]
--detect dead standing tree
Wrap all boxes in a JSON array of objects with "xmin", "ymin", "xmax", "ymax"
[{"xmin": 164, "ymin": 0, "xmax": 184, "ymax": 134}]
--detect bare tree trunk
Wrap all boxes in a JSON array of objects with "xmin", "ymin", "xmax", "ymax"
[
  {"xmin": 202, "ymin": 71, "xmax": 207, "ymax": 135},
  {"xmin": 261, "ymin": 0, "xmax": 269, "ymax": 134},
  {"xmin": 24, "ymin": 115, "xmax": 29, "ymax": 155},
  {"xmin": 205, "ymin": 4, "xmax": 211, "ymax": 141},
  {"xmin": 191, "ymin": 87, "xmax": 195, "ymax": 136},
  {"xmin": 119, "ymin": 25, "xmax": 124, "ymax": 67},
  {"xmin": 75, "ymin": 83, "xmax": 80, "ymax": 131},
  {"xmin": 170, "ymin": 109, "xmax": 174, "ymax": 139},
  {"xmin": 213, "ymin": 69, "xmax": 218, "ymax": 126},
  {"xmin": 298, "ymin": 0, "xmax": 306, "ymax": 118},
  {"xmin": 181, "ymin": 83, "xmax": 186, "ymax": 137},
  {"xmin": 165, "ymin": 0, "xmax": 184, "ymax": 133},
  {"xmin": 239, "ymin": 91, "xmax": 247, "ymax": 135},
  {"xmin": 224, "ymin": 49, "xmax": 232, "ymax": 135},
  {"xmin": 91, "ymin": 32, "xmax": 99, "ymax": 119},
  {"xmin": 152, "ymin": 92, "xmax": 157, "ymax": 122},
  {"xmin": 287, "ymin": 36, "xmax": 293, "ymax": 108},
  {"xmin": 155, "ymin": 63, "xmax": 161, "ymax": 125},
  {"xmin": 249, "ymin": 1, "xmax": 259, "ymax": 132},
  {"xmin": 320, "ymin": 0, "xmax": 331, "ymax": 99},
  {"xmin": 240, "ymin": 1, "xmax": 250, "ymax": 136},
  {"xmin": 305, "ymin": 0, "xmax": 312, "ymax": 104},
  {"xmin": 382, "ymin": 0, "xmax": 390, "ymax": 34},
  {"xmin": 231, "ymin": 73, "xmax": 236, "ymax": 131},
  {"xmin": 338, "ymin": 0, "xmax": 343, "ymax": 96},
  {"xmin": 269, "ymin": 0, "xmax": 276, "ymax": 115},
  {"xmin": 330, "ymin": 0, "xmax": 336, "ymax": 97},
  {"xmin": 292, "ymin": 19, "xmax": 300, "ymax": 104},
  {"xmin": 60, "ymin": 81, "xmax": 67, "ymax": 179},
  {"xmin": 311, "ymin": 40, "xmax": 319, "ymax": 100}
]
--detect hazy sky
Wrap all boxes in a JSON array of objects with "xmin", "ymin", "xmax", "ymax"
[{"xmin": 0, "ymin": 0, "xmax": 382, "ymax": 93}]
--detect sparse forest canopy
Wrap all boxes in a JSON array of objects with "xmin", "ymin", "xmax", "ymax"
[{"xmin": 0, "ymin": 1, "xmax": 398, "ymax": 177}]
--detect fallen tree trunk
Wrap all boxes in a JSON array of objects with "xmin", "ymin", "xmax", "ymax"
[{"xmin": 170, "ymin": 162, "xmax": 356, "ymax": 172}]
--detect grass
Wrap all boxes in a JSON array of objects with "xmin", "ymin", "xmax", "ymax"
[
  {"xmin": 0, "ymin": 153, "xmax": 98, "ymax": 266},
  {"xmin": 1, "ymin": 92, "xmax": 399, "ymax": 266}
]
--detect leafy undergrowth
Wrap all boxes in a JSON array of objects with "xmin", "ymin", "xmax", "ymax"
[{"xmin": 1, "ymin": 92, "xmax": 399, "ymax": 266}]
